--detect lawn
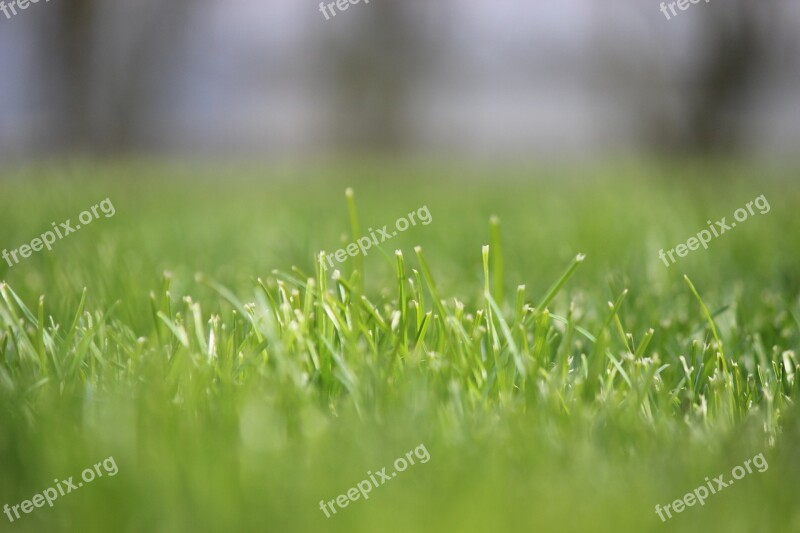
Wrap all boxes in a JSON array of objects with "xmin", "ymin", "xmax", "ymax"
[{"xmin": 0, "ymin": 160, "xmax": 798, "ymax": 532}]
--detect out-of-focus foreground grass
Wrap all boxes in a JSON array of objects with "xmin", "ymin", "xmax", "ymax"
[{"xmin": 0, "ymin": 160, "xmax": 798, "ymax": 533}]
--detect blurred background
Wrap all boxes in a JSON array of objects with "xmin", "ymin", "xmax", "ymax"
[
  {"xmin": 1, "ymin": 0, "xmax": 798, "ymax": 164},
  {"xmin": 1, "ymin": 5, "xmax": 800, "ymax": 532}
]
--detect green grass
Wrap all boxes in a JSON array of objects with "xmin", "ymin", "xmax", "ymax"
[{"xmin": 0, "ymin": 160, "xmax": 799, "ymax": 532}]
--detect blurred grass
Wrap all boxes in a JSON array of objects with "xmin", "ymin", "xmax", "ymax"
[{"xmin": 0, "ymin": 159, "xmax": 798, "ymax": 532}]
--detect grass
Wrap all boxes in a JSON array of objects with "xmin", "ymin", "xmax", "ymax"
[{"xmin": 0, "ymin": 160, "xmax": 799, "ymax": 532}]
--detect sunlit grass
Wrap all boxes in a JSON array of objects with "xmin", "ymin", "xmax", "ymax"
[{"xmin": 0, "ymin": 161, "xmax": 798, "ymax": 532}]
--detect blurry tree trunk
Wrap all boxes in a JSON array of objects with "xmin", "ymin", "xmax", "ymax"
[
  {"xmin": 596, "ymin": 0, "xmax": 777, "ymax": 156},
  {"xmin": 326, "ymin": 3, "xmax": 431, "ymax": 154},
  {"xmin": 39, "ymin": 0, "xmax": 195, "ymax": 155},
  {"xmin": 685, "ymin": 4, "xmax": 767, "ymax": 154},
  {"xmin": 49, "ymin": 0, "xmax": 96, "ymax": 152}
]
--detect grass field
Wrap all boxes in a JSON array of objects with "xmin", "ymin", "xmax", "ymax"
[{"xmin": 0, "ymin": 160, "xmax": 798, "ymax": 532}]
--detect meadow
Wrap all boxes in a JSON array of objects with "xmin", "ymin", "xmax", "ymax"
[{"xmin": 0, "ymin": 160, "xmax": 798, "ymax": 532}]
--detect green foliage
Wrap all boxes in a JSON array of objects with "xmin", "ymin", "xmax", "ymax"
[{"xmin": 0, "ymin": 161, "xmax": 798, "ymax": 532}]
